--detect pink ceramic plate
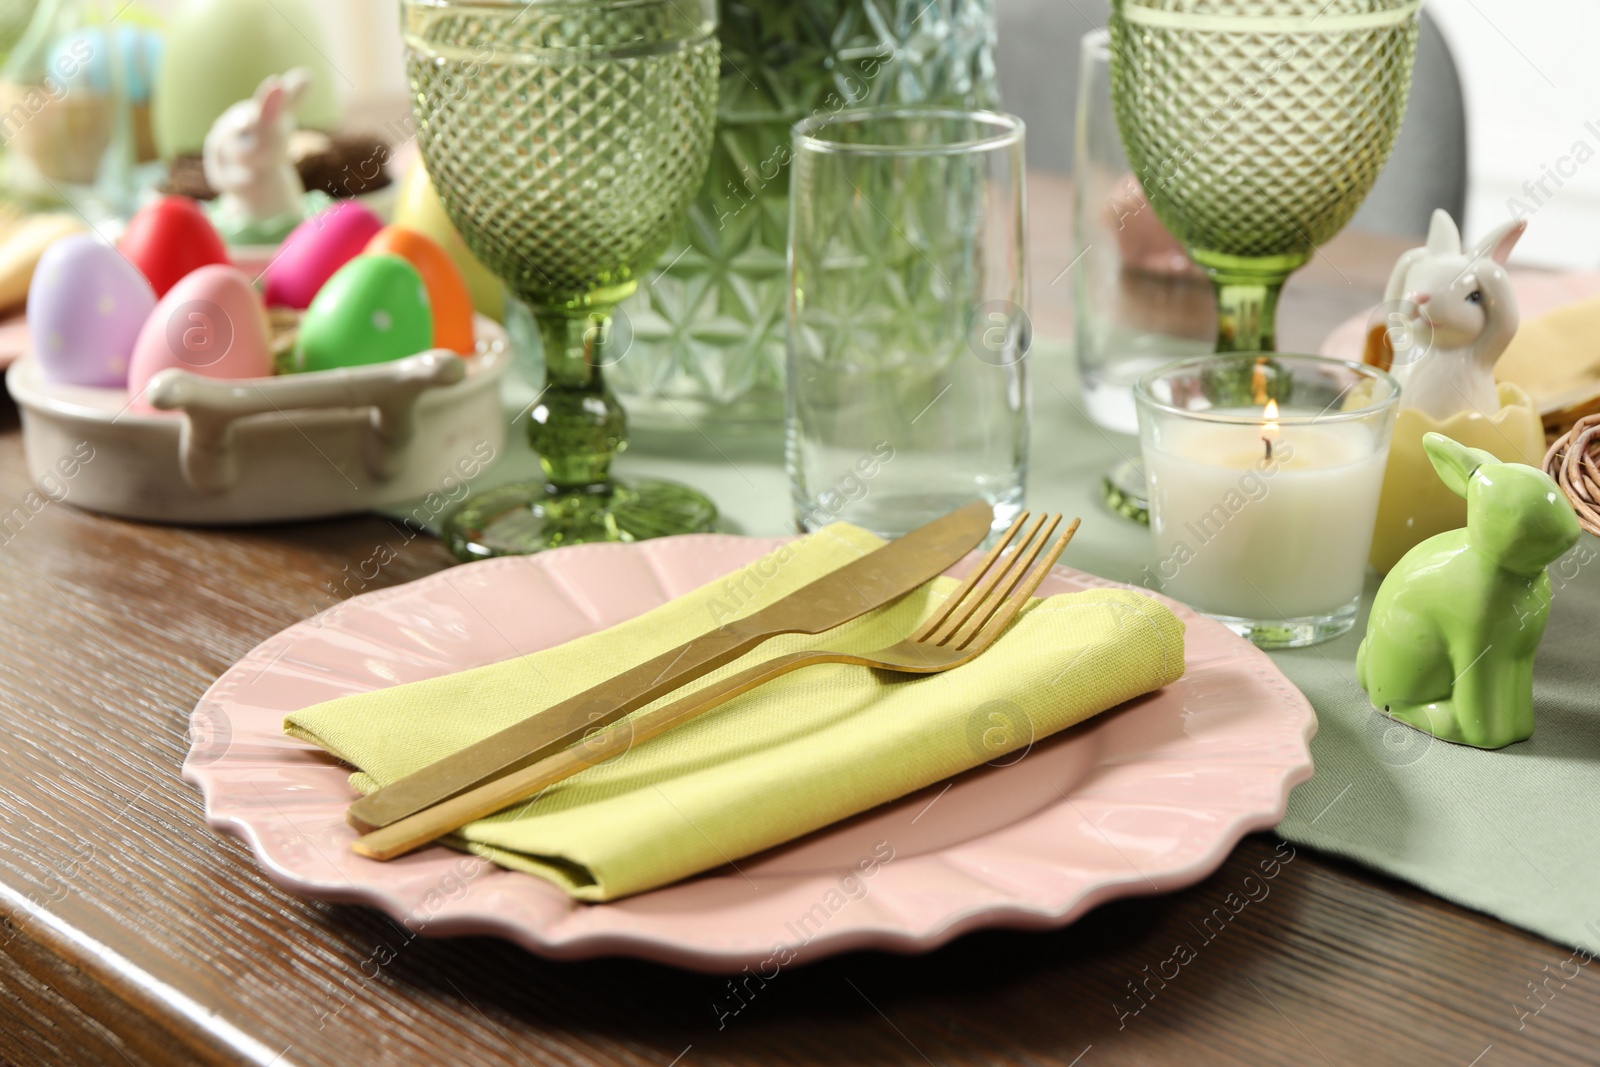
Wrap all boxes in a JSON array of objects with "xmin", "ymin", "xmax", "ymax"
[
  {"xmin": 1320, "ymin": 269, "xmax": 1600, "ymax": 361},
  {"xmin": 183, "ymin": 535, "xmax": 1316, "ymax": 972}
]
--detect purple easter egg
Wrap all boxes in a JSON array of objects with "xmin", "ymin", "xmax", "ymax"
[
  {"xmin": 261, "ymin": 202, "xmax": 385, "ymax": 310},
  {"xmin": 28, "ymin": 235, "xmax": 157, "ymax": 387}
]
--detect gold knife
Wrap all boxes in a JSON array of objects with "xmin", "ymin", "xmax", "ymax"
[{"xmin": 346, "ymin": 500, "xmax": 995, "ymax": 831}]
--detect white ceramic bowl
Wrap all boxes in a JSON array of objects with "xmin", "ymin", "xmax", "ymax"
[{"xmin": 6, "ymin": 316, "xmax": 509, "ymax": 525}]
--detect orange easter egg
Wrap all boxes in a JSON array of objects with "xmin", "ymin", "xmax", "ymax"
[{"xmin": 364, "ymin": 225, "xmax": 474, "ymax": 354}]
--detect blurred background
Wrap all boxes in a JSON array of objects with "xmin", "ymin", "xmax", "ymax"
[{"xmin": 125, "ymin": 0, "xmax": 1600, "ymax": 268}]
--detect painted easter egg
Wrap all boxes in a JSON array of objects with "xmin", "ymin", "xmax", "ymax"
[
  {"xmin": 126, "ymin": 264, "xmax": 273, "ymax": 409},
  {"xmin": 393, "ymin": 159, "xmax": 504, "ymax": 322},
  {"xmin": 365, "ymin": 226, "xmax": 474, "ymax": 354},
  {"xmin": 261, "ymin": 201, "xmax": 383, "ymax": 310},
  {"xmin": 27, "ymin": 235, "xmax": 156, "ymax": 388},
  {"xmin": 293, "ymin": 254, "xmax": 433, "ymax": 373},
  {"xmin": 118, "ymin": 196, "xmax": 230, "ymax": 297},
  {"xmin": 152, "ymin": 0, "xmax": 341, "ymax": 158}
]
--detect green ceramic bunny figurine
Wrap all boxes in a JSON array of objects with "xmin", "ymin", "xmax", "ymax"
[{"xmin": 1357, "ymin": 433, "xmax": 1582, "ymax": 748}]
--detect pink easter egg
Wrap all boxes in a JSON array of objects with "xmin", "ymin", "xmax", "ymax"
[
  {"xmin": 261, "ymin": 202, "xmax": 385, "ymax": 310},
  {"xmin": 28, "ymin": 234, "xmax": 157, "ymax": 387},
  {"xmin": 127, "ymin": 264, "xmax": 273, "ymax": 412}
]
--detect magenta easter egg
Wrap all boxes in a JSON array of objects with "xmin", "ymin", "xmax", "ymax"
[
  {"xmin": 28, "ymin": 235, "xmax": 157, "ymax": 387},
  {"xmin": 127, "ymin": 265, "xmax": 273, "ymax": 410},
  {"xmin": 261, "ymin": 202, "xmax": 384, "ymax": 310}
]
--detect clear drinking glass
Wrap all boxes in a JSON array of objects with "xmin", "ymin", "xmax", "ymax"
[
  {"xmin": 1073, "ymin": 26, "xmax": 1213, "ymax": 522},
  {"xmin": 1135, "ymin": 353, "xmax": 1399, "ymax": 649},
  {"xmin": 787, "ymin": 108, "xmax": 1027, "ymax": 538},
  {"xmin": 402, "ymin": 0, "xmax": 721, "ymax": 560}
]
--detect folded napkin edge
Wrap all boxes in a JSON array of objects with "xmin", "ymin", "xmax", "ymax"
[{"xmin": 283, "ymin": 720, "xmax": 354, "ymax": 765}]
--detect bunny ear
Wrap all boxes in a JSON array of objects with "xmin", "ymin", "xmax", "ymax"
[
  {"xmin": 1425, "ymin": 209, "xmax": 1461, "ymax": 256},
  {"xmin": 279, "ymin": 67, "xmax": 312, "ymax": 110},
  {"xmin": 1383, "ymin": 247, "xmax": 1429, "ymax": 303},
  {"xmin": 1423, "ymin": 433, "xmax": 1500, "ymax": 499},
  {"xmin": 257, "ymin": 81, "xmax": 285, "ymax": 129},
  {"xmin": 252, "ymin": 73, "xmax": 280, "ymax": 106},
  {"xmin": 1473, "ymin": 218, "xmax": 1527, "ymax": 267}
]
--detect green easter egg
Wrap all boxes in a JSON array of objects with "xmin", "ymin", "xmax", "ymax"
[{"xmin": 294, "ymin": 255, "xmax": 434, "ymax": 373}]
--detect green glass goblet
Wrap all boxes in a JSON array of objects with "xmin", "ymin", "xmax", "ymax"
[
  {"xmin": 402, "ymin": 0, "xmax": 721, "ymax": 559},
  {"xmin": 1110, "ymin": 0, "xmax": 1419, "ymax": 354}
]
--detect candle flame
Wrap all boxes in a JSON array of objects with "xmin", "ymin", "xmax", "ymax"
[{"xmin": 1261, "ymin": 399, "xmax": 1281, "ymax": 459}]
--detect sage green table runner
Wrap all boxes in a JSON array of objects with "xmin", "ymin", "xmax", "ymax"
[{"xmin": 421, "ymin": 340, "xmax": 1600, "ymax": 947}]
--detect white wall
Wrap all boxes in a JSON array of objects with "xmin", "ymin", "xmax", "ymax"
[
  {"xmin": 313, "ymin": 0, "xmax": 407, "ymax": 126},
  {"xmin": 1429, "ymin": 0, "xmax": 1600, "ymax": 268}
]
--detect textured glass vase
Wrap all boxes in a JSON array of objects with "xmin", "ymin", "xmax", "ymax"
[{"xmin": 611, "ymin": 0, "xmax": 1000, "ymax": 431}]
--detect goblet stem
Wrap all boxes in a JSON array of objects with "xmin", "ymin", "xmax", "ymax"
[
  {"xmin": 1211, "ymin": 274, "xmax": 1284, "ymax": 353},
  {"xmin": 527, "ymin": 304, "xmax": 627, "ymax": 492},
  {"xmin": 1192, "ymin": 250, "xmax": 1308, "ymax": 353}
]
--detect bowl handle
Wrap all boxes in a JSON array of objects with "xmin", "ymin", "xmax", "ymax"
[{"xmin": 146, "ymin": 351, "xmax": 468, "ymax": 495}]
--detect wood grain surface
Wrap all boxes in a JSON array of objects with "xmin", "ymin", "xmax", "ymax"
[{"xmin": 2, "ymin": 172, "xmax": 1598, "ymax": 1066}]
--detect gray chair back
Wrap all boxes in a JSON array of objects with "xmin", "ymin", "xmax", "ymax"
[{"xmin": 994, "ymin": 1, "xmax": 1467, "ymax": 236}]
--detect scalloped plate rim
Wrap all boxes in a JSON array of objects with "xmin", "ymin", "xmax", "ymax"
[{"xmin": 183, "ymin": 533, "xmax": 1316, "ymax": 972}]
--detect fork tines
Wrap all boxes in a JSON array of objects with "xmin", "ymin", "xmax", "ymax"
[{"xmin": 912, "ymin": 511, "xmax": 1081, "ymax": 650}]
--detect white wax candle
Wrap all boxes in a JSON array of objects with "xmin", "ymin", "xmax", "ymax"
[{"xmin": 1145, "ymin": 413, "xmax": 1387, "ymax": 619}]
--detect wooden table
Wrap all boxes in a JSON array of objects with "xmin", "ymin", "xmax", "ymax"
[{"xmin": 3, "ymin": 172, "xmax": 1598, "ymax": 1067}]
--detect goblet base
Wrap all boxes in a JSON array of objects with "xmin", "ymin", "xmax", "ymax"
[
  {"xmin": 1207, "ymin": 597, "xmax": 1360, "ymax": 651},
  {"xmin": 442, "ymin": 478, "xmax": 718, "ymax": 561},
  {"xmin": 1100, "ymin": 457, "xmax": 1149, "ymax": 525}
]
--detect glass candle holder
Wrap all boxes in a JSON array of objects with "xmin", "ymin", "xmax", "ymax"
[{"xmin": 1135, "ymin": 354, "xmax": 1399, "ymax": 649}]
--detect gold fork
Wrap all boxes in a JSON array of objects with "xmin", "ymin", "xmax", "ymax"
[{"xmin": 353, "ymin": 512, "xmax": 1080, "ymax": 860}]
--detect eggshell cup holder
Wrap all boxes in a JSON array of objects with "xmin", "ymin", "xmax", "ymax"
[
  {"xmin": 1367, "ymin": 382, "xmax": 1546, "ymax": 573},
  {"xmin": 5, "ymin": 316, "xmax": 509, "ymax": 525}
]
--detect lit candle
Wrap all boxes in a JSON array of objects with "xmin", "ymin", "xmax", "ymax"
[
  {"xmin": 1261, "ymin": 398, "xmax": 1280, "ymax": 461},
  {"xmin": 1135, "ymin": 355, "xmax": 1400, "ymax": 648}
]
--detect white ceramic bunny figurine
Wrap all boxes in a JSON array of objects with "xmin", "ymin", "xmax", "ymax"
[
  {"xmin": 1384, "ymin": 209, "xmax": 1525, "ymax": 421},
  {"xmin": 203, "ymin": 69, "xmax": 311, "ymax": 237}
]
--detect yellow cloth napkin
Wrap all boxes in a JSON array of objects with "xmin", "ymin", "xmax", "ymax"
[
  {"xmin": 1496, "ymin": 293, "xmax": 1600, "ymax": 413},
  {"xmin": 285, "ymin": 523, "xmax": 1186, "ymax": 901}
]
